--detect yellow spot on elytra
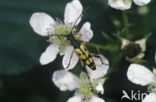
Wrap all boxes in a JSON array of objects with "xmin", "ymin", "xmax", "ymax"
[
  {"xmin": 89, "ymin": 58, "xmax": 93, "ymax": 62},
  {"xmin": 86, "ymin": 60, "xmax": 90, "ymax": 65}
]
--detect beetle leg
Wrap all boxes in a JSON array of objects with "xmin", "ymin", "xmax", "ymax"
[
  {"xmin": 80, "ymin": 61, "xmax": 95, "ymax": 92},
  {"xmin": 76, "ymin": 34, "xmax": 82, "ymax": 40},
  {"xmin": 90, "ymin": 53, "xmax": 94, "ymax": 56},
  {"xmin": 93, "ymin": 55, "xmax": 104, "ymax": 64},
  {"xmin": 82, "ymin": 41, "xmax": 88, "ymax": 45},
  {"xmin": 65, "ymin": 50, "xmax": 75, "ymax": 69},
  {"xmin": 63, "ymin": 43, "xmax": 72, "ymax": 46},
  {"xmin": 80, "ymin": 60, "xmax": 85, "ymax": 67},
  {"xmin": 90, "ymin": 53, "xmax": 103, "ymax": 64},
  {"xmin": 93, "ymin": 54, "xmax": 109, "ymax": 66}
]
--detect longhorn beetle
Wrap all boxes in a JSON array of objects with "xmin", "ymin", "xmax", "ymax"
[{"xmin": 51, "ymin": 11, "xmax": 107, "ymax": 72}]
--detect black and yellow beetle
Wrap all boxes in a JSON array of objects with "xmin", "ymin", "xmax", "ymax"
[
  {"xmin": 65, "ymin": 32, "xmax": 104, "ymax": 70},
  {"xmin": 51, "ymin": 13, "xmax": 105, "ymax": 71}
]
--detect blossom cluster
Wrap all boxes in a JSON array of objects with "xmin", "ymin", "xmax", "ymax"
[
  {"xmin": 29, "ymin": 0, "xmax": 110, "ymax": 101},
  {"xmin": 108, "ymin": 0, "xmax": 151, "ymax": 10},
  {"xmin": 29, "ymin": 0, "xmax": 153, "ymax": 102}
]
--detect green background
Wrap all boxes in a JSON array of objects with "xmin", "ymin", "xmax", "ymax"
[{"xmin": 0, "ymin": 0, "xmax": 156, "ymax": 102}]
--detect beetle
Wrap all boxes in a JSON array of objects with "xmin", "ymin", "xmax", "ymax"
[
  {"xmin": 51, "ymin": 12, "xmax": 106, "ymax": 71},
  {"xmin": 65, "ymin": 32, "xmax": 104, "ymax": 70}
]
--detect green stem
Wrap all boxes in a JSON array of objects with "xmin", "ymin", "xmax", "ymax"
[
  {"xmin": 121, "ymin": 11, "xmax": 131, "ymax": 38},
  {"xmin": 87, "ymin": 42, "xmax": 118, "ymax": 51}
]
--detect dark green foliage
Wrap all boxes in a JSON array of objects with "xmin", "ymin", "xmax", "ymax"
[{"xmin": 0, "ymin": 0, "xmax": 156, "ymax": 102}]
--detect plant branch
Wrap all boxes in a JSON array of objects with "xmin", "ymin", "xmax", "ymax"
[{"xmin": 87, "ymin": 42, "xmax": 118, "ymax": 51}]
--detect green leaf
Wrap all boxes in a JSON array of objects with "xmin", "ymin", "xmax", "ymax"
[
  {"xmin": 0, "ymin": 22, "xmax": 44, "ymax": 75},
  {"xmin": 27, "ymin": 94, "xmax": 50, "ymax": 102},
  {"xmin": 101, "ymin": 32, "xmax": 114, "ymax": 42}
]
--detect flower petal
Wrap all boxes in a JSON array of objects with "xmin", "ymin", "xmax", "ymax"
[
  {"xmin": 135, "ymin": 38, "xmax": 146, "ymax": 52},
  {"xmin": 67, "ymin": 95, "xmax": 84, "ymax": 102},
  {"xmin": 86, "ymin": 55, "xmax": 109, "ymax": 81},
  {"xmin": 142, "ymin": 93, "xmax": 156, "ymax": 102},
  {"xmin": 93, "ymin": 55, "xmax": 109, "ymax": 66},
  {"xmin": 40, "ymin": 44, "xmax": 59, "ymax": 65},
  {"xmin": 52, "ymin": 70, "xmax": 79, "ymax": 91},
  {"xmin": 127, "ymin": 64, "xmax": 156, "ymax": 86},
  {"xmin": 121, "ymin": 38, "xmax": 130, "ymax": 49},
  {"xmin": 62, "ymin": 46, "xmax": 79, "ymax": 70},
  {"xmin": 96, "ymin": 83, "xmax": 104, "ymax": 95},
  {"xmin": 133, "ymin": 0, "xmax": 151, "ymax": 6},
  {"xmin": 78, "ymin": 22, "xmax": 93, "ymax": 41},
  {"xmin": 64, "ymin": 0, "xmax": 83, "ymax": 25},
  {"xmin": 90, "ymin": 95, "xmax": 105, "ymax": 102},
  {"xmin": 108, "ymin": 0, "xmax": 132, "ymax": 10},
  {"xmin": 30, "ymin": 12, "xmax": 55, "ymax": 36}
]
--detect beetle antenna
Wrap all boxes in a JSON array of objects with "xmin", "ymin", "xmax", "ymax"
[{"xmin": 70, "ymin": 6, "xmax": 89, "ymax": 34}]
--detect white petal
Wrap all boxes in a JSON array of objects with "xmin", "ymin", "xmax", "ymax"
[
  {"xmin": 93, "ymin": 55, "xmax": 109, "ymax": 66},
  {"xmin": 96, "ymin": 83, "xmax": 104, "ymax": 94},
  {"xmin": 90, "ymin": 95, "xmax": 105, "ymax": 102},
  {"xmin": 133, "ymin": 0, "xmax": 151, "ymax": 6},
  {"xmin": 142, "ymin": 93, "xmax": 156, "ymax": 102},
  {"xmin": 52, "ymin": 70, "xmax": 79, "ymax": 91},
  {"xmin": 64, "ymin": 0, "xmax": 83, "ymax": 25},
  {"xmin": 108, "ymin": 0, "xmax": 132, "ymax": 10},
  {"xmin": 67, "ymin": 95, "xmax": 84, "ymax": 102},
  {"xmin": 40, "ymin": 44, "xmax": 59, "ymax": 65},
  {"xmin": 86, "ymin": 55, "xmax": 109, "ymax": 81},
  {"xmin": 30, "ymin": 12, "xmax": 55, "ymax": 36},
  {"xmin": 62, "ymin": 46, "xmax": 79, "ymax": 70},
  {"xmin": 127, "ymin": 64, "xmax": 156, "ymax": 86},
  {"xmin": 135, "ymin": 38, "xmax": 147, "ymax": 52},
  {"xmin": 78, "ymin": 22, "xmax": 93, "ymax": 41},
  {"xmin": 121, "ymin": 38, "xmax": 130, "ymax": 49}
]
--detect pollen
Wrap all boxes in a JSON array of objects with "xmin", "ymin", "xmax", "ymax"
[
  {"xmin": 79, "ymin": 81, "xmax": 92, "ymax": 97},
  {"xmin": 54, "ymin": 24, "xmax": 71, "ymax": 36},
  {"xmin": 148, "ymin": 82, "xmax": 156, "ymax": 93},
  {"xmin": 48, "ymin": 24, "xmax": 71, "ymax": 45},
  {"xmin": 48, "ymin": 19, "xmax": 77, "ymax": 45}
]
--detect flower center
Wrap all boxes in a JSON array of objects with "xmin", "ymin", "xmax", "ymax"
[
  {"xmin": 123, "ymin": 42, "xmax": 142, "ymax": 58},
  {"xmin": 48, "ymin": 19, "xmax": 76, "ymax": 45},
  {"xmin": 79, "ymin": 81, "xmax": 92, "ymax": 97},
  {"xmin": 54, "ymin": 24, "xmax": 72, "ymax": 36},
  {"xmin": 48, "ymin": 24, "xmax": 71, "ymax": 44},
  {"xmin": 148, "ymin": 82, "xmax": 156, "ymax": 93}
]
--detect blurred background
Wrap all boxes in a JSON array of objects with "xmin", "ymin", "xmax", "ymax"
[{"xmin": 0, "ymin": 0, "xmax": 156, "ymax": 102}]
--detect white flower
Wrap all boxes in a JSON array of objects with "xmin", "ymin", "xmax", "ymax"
[
  {"xmin": 86, "ymin": 55, "xmax": 109, "ymax": 81},
  {"xmin": 142, "ymin": 93, "xmax": 156, "ymax": 102},
  {"xmin": 67, "ymin": 95, "xmax": 84, "ymax": 102},
  {"xmin": 52, "ymin": 70, "xmax": 79, "ymax": 91},
  {"xmin": 52, "ymin": 70, "xmax": 106, "ymax": 102},
  {"xmin": 121, "ymin": 34, "xmax": 151, "ymax": 62},
  {"xmin": 127, "ymin": 64, "xmax": 156, "ymax": 86},
  {"xmin": 67, "ymin": 95, "xmax": 105, "ymax": 102},
  {"xmin": 89, "ymin": 95, "xmax": 105, "ymax": 102},
  {"xmin": 29, "ymin": 0, "xmax": 94, "ymax": 70},
  {"xmin": 108, "ymin": 0, "xmax": 151, "ymax": 10},
  {"xmin": 108, "ymin": 0, "xmax": 132, "ymax": 10},
  {"xmin": 95, "ymin": 83, "xmax": 104, "ymax": 94},
  {"xmin": 127, "ymin": 63, "xmax": 156, "ymax": 102},
  {"xmin": 133, "ymin": 0, "xmax": 151, "ymax": 6}
]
